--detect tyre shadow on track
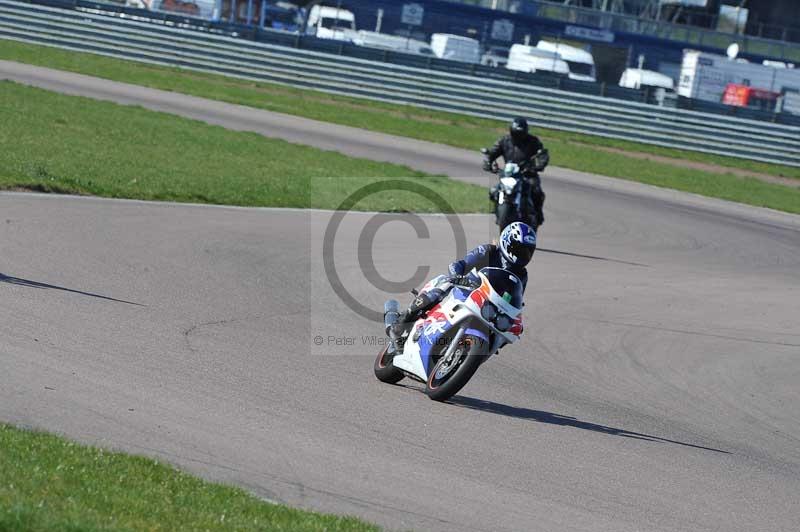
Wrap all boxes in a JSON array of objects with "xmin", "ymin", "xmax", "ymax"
[
  {"xmin": 0, "ymin": 272, "xmax": 145, "ymax": 306},
  {"xmin": 448, "ymin": 395, "xmax": 729, "ymax": 454}
]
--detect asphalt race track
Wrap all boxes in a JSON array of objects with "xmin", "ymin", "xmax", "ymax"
[{"xmin": 2, "ymin": 61, "xmax": 800, "ymax": 531}]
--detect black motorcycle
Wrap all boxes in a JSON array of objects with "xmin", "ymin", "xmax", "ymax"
[{"xmin": 482, "ymin": 149, "xmax": 547, "ymax": 232}]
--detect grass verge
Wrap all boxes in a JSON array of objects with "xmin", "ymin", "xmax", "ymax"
[
  {"xmin": 0, "ymin": 423, "xmax": 379, "ymax": 532},
  {"xmin": 1, "ymin": 38, "xmax": 799, "ymax": 184},
  {"xmin": 1, "ymin": 40, "xmax": 799, "ymax": 213},
  {"xmin": 0, "ymin": 81, "xmax": 488, "ymax": 212}
]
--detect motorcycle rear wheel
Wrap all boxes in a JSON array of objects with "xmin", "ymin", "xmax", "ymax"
[
  {"xmin": 374, "ymin": 345, "xmax": 405, "ymax": 384},
  {"xmin": 425, "ymin": 335, "xmax": 486, "ymax": 402}
]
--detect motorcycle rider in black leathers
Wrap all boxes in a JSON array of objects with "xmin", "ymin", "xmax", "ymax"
[
  {"xmin": 388, "ymin": 222, "xmax": 537, "ymax": 344},
  {"xmin": 484, "ymin": 117, "xmax": 549, "ymax": 227}
]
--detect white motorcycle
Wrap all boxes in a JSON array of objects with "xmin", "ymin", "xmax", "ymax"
[{"xmin": 374, "ymin": 267, "xmax": 524, "ymax": 402}]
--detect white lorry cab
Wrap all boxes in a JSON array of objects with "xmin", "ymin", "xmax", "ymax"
[
  {"xmin": 430, "ymin": 34, "xmax": 481, "ymax": 64},
  {"xmin": 536, "ymin": 40, "xmax": 596, "ymax": 82},
  {"xmin": 619, "ymin": 68, "xmax": 675, "ymax": 91},
  {"xmin": 505, "ymin": 44, "xmax": 570, "ymax": 76},
  {"xmin": 306, "ymin": 5, "xmax": 356, "ymax": 41}
]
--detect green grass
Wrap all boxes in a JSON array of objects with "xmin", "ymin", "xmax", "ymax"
[
  {"xmin": 0, "ymin": 423, "xmax": 380, "ymax": 532},
  {"xmin": 1, "ymin": 39, "xmax": 799, "ymax": 213},
  {"xmin": 2, "ymin": 38, "xmax": 799, "ymax": 182},
  {"xmin": 0, "ymin": 81, "xmax": 488, "ymax": 212}
]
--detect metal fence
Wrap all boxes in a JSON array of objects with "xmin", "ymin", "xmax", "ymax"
[
  {"xmin": 1, "ymin": 0, "xmax": 799, "ymax": 167},
  {"xmin": 11, "ymin": 0, "xmax": 800, "ymax": 127}
]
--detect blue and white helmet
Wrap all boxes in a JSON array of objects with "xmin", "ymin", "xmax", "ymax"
[{"xmin": 500, "ymin": 222, "xmax": 537, "ymax": 268}]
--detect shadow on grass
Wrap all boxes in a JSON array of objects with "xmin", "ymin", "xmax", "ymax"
[
  {"xmin": 448, "ymin": 395, "xmax": 729, "ymax": 454},
  {"xmin": 0, "ymin": 273, "xmax": 145, "ymax": 306}
]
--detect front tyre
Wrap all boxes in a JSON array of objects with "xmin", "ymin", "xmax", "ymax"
[
  {"xmin": 527, "ymin": 211, "xmax": 540, "ymax": 231},
  {"xmin": 374, "ymin": 345, "xmax": 405, "ymax": 384},
  {"xmin": 425, "ymin": 335, "xmax": 486, "ymax": 402},
  {"xmin": 496, "ymin": 202, "xmax": 514, "ymax": 230}
]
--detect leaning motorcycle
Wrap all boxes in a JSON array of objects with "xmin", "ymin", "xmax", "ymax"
[{"xmin": 374, "ymin": 267, "xmax": 524, "ymax": 402}]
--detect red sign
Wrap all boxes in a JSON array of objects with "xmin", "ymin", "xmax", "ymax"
[{"xmin": 722, "ymin": 84, "xmax": 780, "ymax": 108}]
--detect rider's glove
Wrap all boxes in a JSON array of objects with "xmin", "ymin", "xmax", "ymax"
[
  {"xmin": 445, "ymin": 275, "xmax": 460, "ymax": 285},
  {"xmin": 445, "ymin": 274, "xmax": 466, "ymax": 286},
  {"xmin": 448, "ymin": 274, "xmax": 479, "ymax": 289},
  {"xmin": 482, "ymin": 159, "xmax": 493, "ymax": 172},
  {"xmin": 533, "ymin": 149, "xmax": 550, "ymax": 172}
]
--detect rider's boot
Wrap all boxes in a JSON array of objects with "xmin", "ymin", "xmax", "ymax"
[
  {"xmin": 384, "ymin": 300, "xmax": 402, "ymax": 353},
  {"xmin": 384, "ymin": 300, "xmax": 400, "ymax": 330},
  {"xmin": 389, "ymin": 289, "xmax": 444, "ymax": 339}
]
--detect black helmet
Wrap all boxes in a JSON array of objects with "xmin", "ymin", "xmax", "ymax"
[{"xmin": 510, "ymin": 117, "xmax": 529, "ymax": 141}]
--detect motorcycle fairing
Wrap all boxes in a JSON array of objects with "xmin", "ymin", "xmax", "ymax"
[
  {"xmin": 463, "ymin": 271, "xmax": 523, "ymax": 343},
  {"xmin": 415, "ymin": 304, "xmax": 452, "ymax": 376},
  {"xmin": 391, "ymin": 287, "xmax": 475, "ymax": 381},
  {"xmin": 499, "ymin": 176, "xmax": 518, "ymax": 192},
  {"xmin": 498, "ymin": 177, "xmax": 519, "ymax": 206},
  {"xmin": 384, "ymin": 269, "xmax": 524, "ymax": 389},
  {"xmin": 466, "ymin": 272, "xmax": 521, "ymax": 320},
  {"xmin": 392, "ymin": 277, "xmax": 513, "ymax": 381}
]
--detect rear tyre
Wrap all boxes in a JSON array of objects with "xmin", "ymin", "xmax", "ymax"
[
  {"xmin": 425, "ymin": 335, "xmax": 486, "ymax": 402},
  {"xmin": 374, "ymin": 345, "xmax": 405, "ymax": 384}
]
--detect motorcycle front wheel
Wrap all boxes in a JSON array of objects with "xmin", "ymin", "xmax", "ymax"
[
  {"xmin": 496, "ymin": 203, "xmax": 515, "ymax": 231},
  {"xmin": 425, "ymin": 334, "xmax": 487, "ymax": 402},
  {"xmin": 374, "ymin": 345, "xmax": 405, "ymax": 384}
]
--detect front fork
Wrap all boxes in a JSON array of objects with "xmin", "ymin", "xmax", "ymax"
[{"xmin": 438, "ymin": 327, "xmax": 466, "ymax": 365}]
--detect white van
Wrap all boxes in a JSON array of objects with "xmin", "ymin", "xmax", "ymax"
[
  {"xmin": 430, "ymin": 34, "xmax": 480, "ymax": 64},
  {"xmin": 536, "ymin": 40, "xmax": 596, "ymax": 82},
  {"xmin": 505, "ymin": 44, "xmax": 570, "ymax": 76},
  {"xmin": 306, "ymin": 5, "xmax": 356, "ymax": 41},
  {"xmin": 619, "ymin": 68, "xmax": 675, "ymax": 91}
]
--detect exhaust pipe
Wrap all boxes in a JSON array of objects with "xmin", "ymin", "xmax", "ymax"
[{"xmin": 384, "ymin": 300, "xmax": 400, "ymax": 336}]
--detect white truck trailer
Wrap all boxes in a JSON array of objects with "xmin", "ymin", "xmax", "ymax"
[{"xmin": 678, "ymin": 50, "xmax": 800, "ymax": 112}]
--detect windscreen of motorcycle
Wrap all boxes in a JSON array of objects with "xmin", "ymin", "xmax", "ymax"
[
  {"xmin": 501, "ymin": 162, "xmax": 520, "ymax": 177},
  {"xmin": 479, "ymin": 267, "xmax": 523, "ymax": 309}
]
